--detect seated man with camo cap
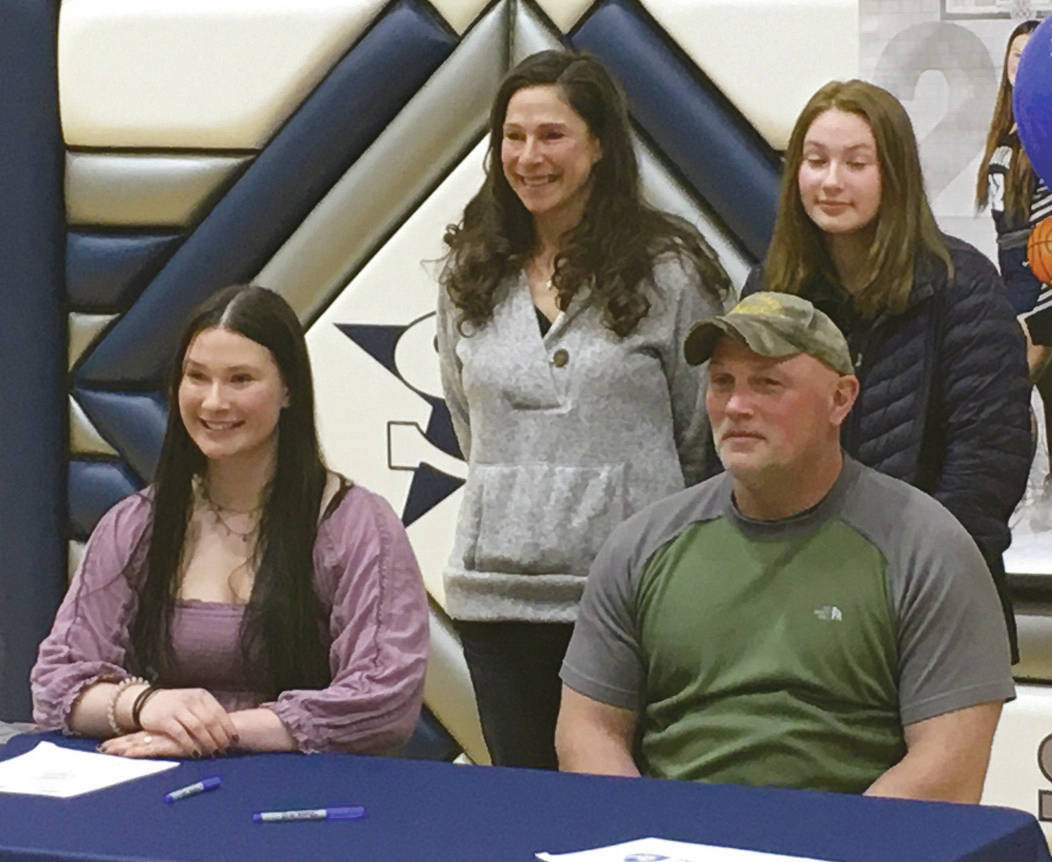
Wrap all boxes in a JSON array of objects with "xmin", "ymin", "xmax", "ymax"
[{"xmin": 555, "ymin": 292, "xmax": 1014, "ymax": 802}]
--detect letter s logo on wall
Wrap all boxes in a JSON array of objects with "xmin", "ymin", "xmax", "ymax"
[
  {"xmin": 1038, "ymin": 733, "xmax": 1052, "ymax": 820},
  {"xmin": 301, "ymin": 159, "xmax": 486, "ymax": 587},
  {"xmin": 327, "ymin": 311, "xmax": 466, "ymax": 526}
]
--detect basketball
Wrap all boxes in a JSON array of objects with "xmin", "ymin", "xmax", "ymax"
[{"xmin": 1028, "ymin": 217, "xmax": 1052, "ymax": 284}]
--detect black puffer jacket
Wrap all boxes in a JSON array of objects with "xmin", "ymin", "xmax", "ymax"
[{"xmin": 745, "ymin": 236, "xmax": 1032, "ymax": 660}]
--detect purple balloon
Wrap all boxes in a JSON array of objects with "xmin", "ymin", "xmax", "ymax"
[{"xmin": 1015, "ymin": 15, "xmax": 1052, "ymax": 192}]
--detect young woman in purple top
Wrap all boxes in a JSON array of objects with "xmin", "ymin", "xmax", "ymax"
[{"xmin": 31, "ymin": 285, "xmax": 429, "ymax": 757}]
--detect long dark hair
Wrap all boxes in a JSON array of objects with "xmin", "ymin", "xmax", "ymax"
[
  {"xmin": 976, "ymin": 20, "xmax": 1040, "ymax": 219},
  {"xmin": 764, "ymin": 79, "xmax": 952, "ymax": 318},
  {"xmin": 441, "ymin": 49, "xmax": 729, "ymax": 337},
  {"xmin": 129, "ymin": 285, "xmax": 330, "ymax": 697}
]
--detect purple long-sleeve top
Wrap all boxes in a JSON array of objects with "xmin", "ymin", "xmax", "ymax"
[{"xmin": 31, "ymin": 481, "xmax": 430, "ymax": 754}]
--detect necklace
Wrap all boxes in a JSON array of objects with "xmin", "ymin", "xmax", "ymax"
[
  {"xmin": 526, "ymin": 252, "xmax": 556, "ymax": 290},
  {"xmin": 200, "ymin": 482, "xmax": 262, "ymax": 544}
]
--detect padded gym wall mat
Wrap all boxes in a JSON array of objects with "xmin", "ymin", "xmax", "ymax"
[
  {"xmin": 639, "ymin": 0, "xmax": 858, "ymax": 149},
  {"xmin": 66, "ymin": 231, "xmax": 184, "ymax": 311},
  {"xmin": 69, "ymin": 396, "xmax": 118, "ymax": 458},
  {"xmin": 257, "ymin": 2, "xmax": 506, "ymax": 322},
  {"xmin": 75, "ymin": 0, "xmax": 457, "ymax": 389},
  {"xmin": 68, "ymin": 459, "xmax": 143, "ymax": 542},
  {"xmin": 572, "ymin": 0, "xmax": 780, "ymax": 258},
  {"xmin": 73, "ymin": 389, "xmax": 168, "ymax": 483},
  {"xmin": 0, "ymin": 0, "xmax": 65, "ymax": 720},
  {"xmin": 59, "ymin": 0, "xmax": 390, "ymax": 149},
  {"xmin": 65, "ymin": 152, "xmax": 253, "ymax": 227}
]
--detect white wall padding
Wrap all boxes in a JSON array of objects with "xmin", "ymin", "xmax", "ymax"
[
  {"xmin": 68, "ymin": 541, "xmax": 87, "ymax": 584},
  {"xmin": 982, "ymin": 683, "xmax": 1052, "ymax": 843},
  {"xmin": 512, "ymin": 0, "xmax": 563, "ymax": 64},
  {"xmin": 257, "ymin": 4, "xmax": 505, "ymax": 322},
  {"xmin": 641, "ymin": 0, "xmax": 859, "ymax": 150},
  {"xmin": 65, "ymin": 152, "xmax": 252, "ymax": 227},
  {"xmin": 305, "ymin": 141, "xmax": 486, "ymax": 609},
  {"xmin": 1015, "ymin": 611, "xmax": 1052, "ymax": 683},
  {"xmin": 68, "ymin": 312, "xmax": 116, "ymax": 370},
  {"xmin": 59, "ymin": 0, "xmax": 387, "ymax": 148},
  {"xmin": 69, "ymin": 396, "xmax": 118, "ymax": 458},
  {"xmin": 429, "ymin": 0, "xmax": 492, "ymax": 34},
  {"xmin": 532, "ymin": 0, "xmax": 594, "ymax": 34},
  {"xmin": 425, "ymin": 607, "xmax": 489, "ymax": 763}
]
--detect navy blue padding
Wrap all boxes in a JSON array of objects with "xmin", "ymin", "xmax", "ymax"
[
  {"xmin": 403, "ymin": 704, "xmax": 462, "ymax": 761},
  {"xmin": 66, "ymin": 231, "xmax": 183, "ymax": 311},
  {"xmin": 74, "ymin": 390, "xmax": 168, "ymax": 484},
  {"xmin": 68, "ymin": 460, "xmax": 143, "ymax": 544},
  {"xmin": 571, "ymin": 0, "xmax": 779, "ymax": 259},
  {"xmin": 0, "ymin": 0, "xmax": 65, "ymax": 720},
  {"xmin": 76, "ymin": 0, "xmax": 457, "ymax": 389}
]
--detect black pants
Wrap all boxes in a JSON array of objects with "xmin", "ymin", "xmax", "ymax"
[{"xmin": 454, "ymin": 620, "xmax": 575, "ymax": 770}]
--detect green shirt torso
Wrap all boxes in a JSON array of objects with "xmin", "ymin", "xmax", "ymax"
[
  {"xmin": 636, "ymin": 514, "xmax": 902, "ymax": 792},
  {"xmin": 562, "ymin": 458, "xmax": 1015, "ymax": 794}
]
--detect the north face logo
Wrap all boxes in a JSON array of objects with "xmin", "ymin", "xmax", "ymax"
[{"xmin": 813, "ymin": 605, "xmax": 843, "ymax": 622}]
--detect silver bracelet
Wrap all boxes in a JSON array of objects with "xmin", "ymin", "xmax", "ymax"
[{"xmin": 105, "ymin": 676, "xmax": 146, "ymax": 738}]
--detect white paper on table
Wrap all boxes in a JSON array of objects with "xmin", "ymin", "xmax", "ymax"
[
  {"xmin": 536, "ymin": 836, "xmax": 838, "ymax": 862},
  {"xmin": 0, "ymin": 741, "xmax": 178, "ymax": 798}
]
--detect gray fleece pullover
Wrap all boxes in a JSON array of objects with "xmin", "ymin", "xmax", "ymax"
[{"xmin": 436, "ymin": 255, "xmax": 723, "ymax": 623}]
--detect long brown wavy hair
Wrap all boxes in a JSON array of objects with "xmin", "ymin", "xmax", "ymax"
[
  {"xmin": 763, "ymin": 79, "xmax": 952, "ymax": 319},
  {"xmin": 441, "ymin": 50, "xmax": 729, "ymax": 337},
  {"xmin": 976, "ymin": 20, "xmax": 1040, "ymax": 220}
]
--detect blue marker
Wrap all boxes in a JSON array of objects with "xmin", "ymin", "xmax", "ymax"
[
  {"xmin": 163, "ymin": 776, "xmax": 222, "ymax": 803},
  {"xmin": 252, "ymin": 806, "xmax": 365, "ymax": 823}
]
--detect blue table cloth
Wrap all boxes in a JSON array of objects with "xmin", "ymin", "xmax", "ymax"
[{"xmin": 0, "ymin": 733, "xmax": 1046, "ymax": 861}]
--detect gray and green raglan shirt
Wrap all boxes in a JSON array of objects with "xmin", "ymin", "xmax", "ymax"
[{"xmin": 561, "ymin": 457, "xmax": 1015, "ymax": 794}]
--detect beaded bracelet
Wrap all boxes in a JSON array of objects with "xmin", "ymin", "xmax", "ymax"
[
  {"xmin": 106, "ymin": 676, "xmax": 146, "ymax": 738},
  {"xmin": 130, "ymin": 685, "xmax": 162, "ymax": 731}
]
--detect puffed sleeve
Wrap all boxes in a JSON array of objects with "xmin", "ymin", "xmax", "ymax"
[
  {"xmin": 30, "ymin": 493, "xmax": 152, "ymax": 731},
  {"xmin": 652, "ymin": 254, "xmax": 727, "ymax": 486},
  {"xmin": 435, "ymin": 285, "xmax": 471, "ymax": 460},
  {"xmin": 264, "ymin": 485, "xmax": 429, "ymax": 753}
]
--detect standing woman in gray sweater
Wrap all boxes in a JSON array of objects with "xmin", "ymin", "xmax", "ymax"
[{"xmin": 436, "ymin": 50, "xmax": 730, "ymax": 769}]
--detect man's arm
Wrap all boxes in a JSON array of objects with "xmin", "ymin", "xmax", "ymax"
[
  {"xmin": 865, "ymin": 701, "xmax": 1002, "ymax": 803},
  {"xmin": 555, "ymin": 685, "xmax": 641, "ymax": 777}
]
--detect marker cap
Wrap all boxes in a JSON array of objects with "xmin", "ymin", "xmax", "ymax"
[{"xmin": 327, "ymin": 806, "xmax": 365, "ymax": 820}]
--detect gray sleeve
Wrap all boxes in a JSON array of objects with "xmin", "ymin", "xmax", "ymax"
[
  {"xmin": 435, "ymin": 286, "xmax": 471, "ymax": 460},
  {"xmin": 651, "ymin": 255, "xmax": 724, "ymax": 487},
  {"xmin": 889, "ymin": 497, "xmax": 1015, "ymax": 727},
  {"xmin": 560, "ymin": 524, "xmax": 646, "ymax": 711}
]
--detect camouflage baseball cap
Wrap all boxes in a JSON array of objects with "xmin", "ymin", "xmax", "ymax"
[{"xmin": 684, "ymin": 291, "xmax": 853, "ymax": 374}]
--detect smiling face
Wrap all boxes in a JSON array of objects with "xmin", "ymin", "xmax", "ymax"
[
  {"xmin": 178, "ymin": 326, "xmax": 288, "ymax": 467},
  {"xmin": 1007, "ymin": 32, "xmax": 1030, "ymax": 87},
  {"xmin": 501, "ymin": 84, "xmax": 602, "ymax": 229},
  {"xmin": 798, "ymin": 108, "xmax": 882, "ymax": 239},
  {"xmin": 706, "ymin": 338, "xmax": 854, "ymax": 484}
]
